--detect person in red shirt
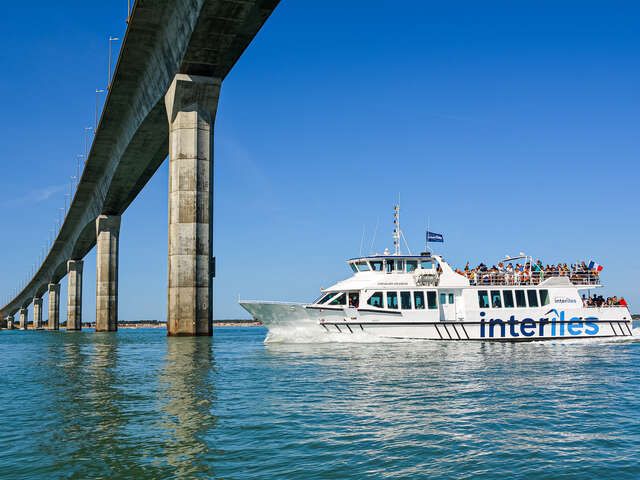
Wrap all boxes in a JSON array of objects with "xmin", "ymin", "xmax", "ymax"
[{"xmin": 619, "ymin": 297, "xmax": 628, "ymax": 307}]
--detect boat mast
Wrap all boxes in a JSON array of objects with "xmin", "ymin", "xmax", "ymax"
[{"xmin": 393, "ymin": 204, "xmax": 401, "ymax": 255}]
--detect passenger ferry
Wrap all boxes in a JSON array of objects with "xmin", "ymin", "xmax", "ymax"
[{"xmin": 240, "ymin": 209, "xmax": 634, "ymax": 342}]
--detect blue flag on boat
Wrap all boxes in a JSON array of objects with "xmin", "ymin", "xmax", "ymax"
[{"xmin": 426, "ymin": 231, "xmax": 444, "ymax": 243}]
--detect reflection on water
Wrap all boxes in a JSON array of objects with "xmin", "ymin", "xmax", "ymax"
[
  {"xmin": 0, "ymin": 328, "xmax": 638, "ymax": 479},
  {"xmin": 157, "ymin": 338, "xmax": 216, "ymax": 477}
]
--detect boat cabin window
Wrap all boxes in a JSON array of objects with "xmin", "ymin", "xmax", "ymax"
[
  {"xmin": 348, "ymin": 292, "xmax": 359, "ymax": 307},
  {"xmin": 328, "ymin": 293, "xmax": 346, "ymax": 306},
  {"xmin": 414, "ymin": 291, "xmax": 425, "ymax": 309},
  {"xmin": 317, "ymin": 292, "xmax": 336, "ymax": 304},
  {"xmin": 491, "ymin": 290, "xmax": 502, "ymax": 308},
  {"xmin": 515, "ymin": 290, "xmax": 527, "ymax": 308},
  {"xmin": 503, "ymin": 290, "xmax": 515, "ymax": 308},
  {"xmin": 427, "ymin": 291, "xmax": 437, "ymax": 309},
  {"xmin": 527, "ymin": 290, "xmax": 539, "ymax": 307},
  {"xmin": 367, "ymin": 292, "xmax": 383, "ymax": 307},
  {"xmin": 385, "ymin": 261, "xmax": 395, "ymax": 273},
  {"xmin": 440, "ymin": 293, "xmax": 447, "ymax": 305},
  {"xmin": 421, "ymin": 260, "xmax": 433, "ymax": 269},
  {"xmin": 539, "ymin": 289, "xmax": 550, "ymax": 306},
  {"xmin": 478, "ymin": 290, "xmax": 490, "ymax": 308},
  {"xmin": 449, "ymin": 293, "xmax": 454, "ymax": 304},
  {"xmin": 406, "ymin": 261, "xmax": 418, "ymax": 272},
  {"xmin": 371, "ymin": 261, "xmax": 383, "ymax": 271},
  {"xmin": 387, "ymin": 292, "xmax": 398, "ymax": 309},
  {"xmin": 350, "ymin": 263, "xmax": 357, "ymax": 273},
  {"xmin": 356, "ymin": 261, "xmax": 370, "ymax": 272},
  {"xmin": 395, "ymin": 260, "xmax": 404, "ymax": 271},
  {"xmin": 401, "ymin": 291, "xmax": 412, "ymax": 309}
]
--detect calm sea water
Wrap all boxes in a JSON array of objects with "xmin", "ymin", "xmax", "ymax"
[{"xmin": 1, "ymin": 326, "xmax": 639, "ymax": 479}]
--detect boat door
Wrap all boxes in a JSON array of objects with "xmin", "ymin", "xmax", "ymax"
[
  {"xmin": 455, "ymin": 293, "xmax": 465, "ymax": 321},
  {"xmin": 439, "ymin": 291, "xmax": 456, "ymax": 321}
]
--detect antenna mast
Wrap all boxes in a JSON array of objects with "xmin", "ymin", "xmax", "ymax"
[{"xmin": 393, "ymin": 204, "xmax": 401, "ymax": 255}]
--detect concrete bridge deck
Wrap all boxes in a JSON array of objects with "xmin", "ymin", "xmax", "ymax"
[{"xmin": 0, "ymin": 0, "xmax": 279, "ymax": 335}]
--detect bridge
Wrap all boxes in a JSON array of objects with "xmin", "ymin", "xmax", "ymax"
[{"xmin": 0, "ymin": 0, "xmax": 279, "ymax": 336}]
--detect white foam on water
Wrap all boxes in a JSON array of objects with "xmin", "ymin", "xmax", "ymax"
[{"xmin": 264, "ymin": 325, "xmax": 408, "ymax": 344}]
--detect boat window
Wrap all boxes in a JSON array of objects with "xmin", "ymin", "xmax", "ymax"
[
  {"xmin": 406, "ymin": 261, "xmax": 418, "ymax": 272},
  {"xmin": 449, "ymin": 293, "xmax": 455, "ymax": 304},
  {"xmin": 386, "ymin": 261, "xmax": 395, "ymax": 273},
  {"xmin": 539, "ymin": 289, "xmax": 550, "ymax": 306},
  {"xmin": 395, "ymin": 260, "xmax": 404, "ymax": 271},
  {"xmin": 329, "ymin": 293, "xmax": 346, "ymax": 306},
  {"xmin": 356, "ymin": 261, "xmax": 370, "ymax": 272},
  {"xmin": 414, "ymin": 291, "xmax": 425, "ymax": 310},
  {"xmin": 350, "ymin": 263, "xmax": 357, "ymax": 273},
  {"xmin": 427, "ymin": 291, "xmax": 437, "ymax": 309},
  {"xmin": 527, "ymin": 290, "xmax": 539, "ymax": 308},
  {"xmin": 515, "ymin": 290, "xmax": 527, "ymax": 308},
  {"xmin": 491, "ymin": 291, "xmax": 502, "ymax": 308},
  {"xmin": 367, "ymin": 292, "xmax": 383, "ymax": 307},
  {"xmin": 387, "ymin": 292, "xmax": 398, "ymax": 309},
  {"xmin": 421, "ymin": 260, "xmax": 433, "ymax": 269},
  {"xmin": 317, "ymin": 293, "xmax": 336, "ymax": 304},
  {"xmin": 371, "ymin": 261, "xmax": 383, "ymax": 271},
  {"xmin": 440, "ymin": 293, "xmax": 447, "ymax": 305},
  {"xmin": 400, "ymin": 292, "xmax": 412, "ymax": 309},
  {"xmin": 348, "ymin": 292, "xmax": 359, "ymax": 308},
  {"xmin": 478, "ymin": 290, "xmax": 490, "ymax": 308},
  {"xmin": 503, "ymin": 290, "xmax": 514, "ymax": 308}
]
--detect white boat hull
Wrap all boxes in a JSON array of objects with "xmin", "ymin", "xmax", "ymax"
[{"xmin": 240, "ymin": 301, "xmax": 635, "ymax": 341}]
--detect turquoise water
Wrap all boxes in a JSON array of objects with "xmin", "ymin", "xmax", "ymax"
[{"xmin": 1, "ymin": 326, "xmax": 639, "ymax": 479}]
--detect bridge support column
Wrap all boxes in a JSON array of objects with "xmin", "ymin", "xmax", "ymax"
[
  {"xmin": 164, "ymin": 74, "xmax": 221, "ymax": 336},
  {"xmin": 7, "ymin": 315, "xmax": 14, "ymax": 329},
  {"xmin": 67, "ymin": 260, "xmax": 83, "ymax": 331},
  {"xmin": 48, "ymin": 284, "xmax": 60, "ymax": 330},
  {"xmin": 96, "ymin": 215, "xmax": 120, "ymax": 332},
  {"xmin": 19, "ymin": 308, "xmax": 28, "ymax": 330},
  {"xmin": 33, "ymin": 298, "xmax": 42, "ymax": 329}
]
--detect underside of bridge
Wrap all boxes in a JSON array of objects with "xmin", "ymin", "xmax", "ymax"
[{"xmin": 1, "ymin": 0, "xmax": 280, "ymax": 335}]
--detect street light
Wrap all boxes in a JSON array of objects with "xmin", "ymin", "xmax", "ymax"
[
  {"xmin": 108, "ymin": 36, "xmax": 120, "ymax": 89},
  {"xmin": 95, "ymin": 89, "xmax": 104, "ymax": 134},
  {"xmin": 84, "ymin": 126, "xmax": 92, "ymax": 165}
]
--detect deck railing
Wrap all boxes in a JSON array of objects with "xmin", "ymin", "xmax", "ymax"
[{"xmin": 466, "ymin": 270, "xmax": 600, "ymax": 287}]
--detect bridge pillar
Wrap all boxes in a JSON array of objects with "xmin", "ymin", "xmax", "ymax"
[
  {"xmin": 164, "ymin": 74, "xmax": 221, "ymax": 336},
  {"xmin": 19, "ymin": 308, "xmax": 28, "ymax": 330},
  {"xmin": 67, "ymin": 260, "xmax": 83, "ymax": 331},
  {"xmin": 7, "ymin": 315, "xmax": 14, "ymax": 329},
  {"xmin": 96, "ymin": 215, "xmax": 120, "ymax": 332},
  {"xmin": 47, "ymin": 284, "xmax": 60, "ymax": 330},
  {"xmin": 33, "ymin": 298, "xmax": 43, "ymax": 329}
]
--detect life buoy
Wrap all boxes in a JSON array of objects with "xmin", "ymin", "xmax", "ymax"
[{"xmin": 520, "ymin": 271, "xmax": 530, "ymax": 283}]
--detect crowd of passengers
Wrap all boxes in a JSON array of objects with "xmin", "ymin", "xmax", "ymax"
[
  {"xmin": 583, "ymin": 294, "xmax": 628, "ymax": 307},
  {"xmin": 454, "ymin": 260, "xmax": 599, "ymax": 285}
]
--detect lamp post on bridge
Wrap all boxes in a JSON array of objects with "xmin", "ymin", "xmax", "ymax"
[
  {"xmin": 95, "ymin": 90, "xmax": 104, "ymax": 134},
  {"xmin": 108, "ymin": 37, "xmax": 120, "ymax": 90}
]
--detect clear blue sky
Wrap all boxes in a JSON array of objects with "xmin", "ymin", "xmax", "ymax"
[{"xmin": 1, "ymin": 1, "xmax": 638, "ymax": 320}]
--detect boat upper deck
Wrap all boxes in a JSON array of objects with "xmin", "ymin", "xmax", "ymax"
[{"xmin": 346, "ymin": 255, "xmax": 601, "ymax": 288}]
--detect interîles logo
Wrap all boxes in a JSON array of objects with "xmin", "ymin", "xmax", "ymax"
[{"xmin": 479, "ymin": 309, "xmax": 599, "ymax": 338}]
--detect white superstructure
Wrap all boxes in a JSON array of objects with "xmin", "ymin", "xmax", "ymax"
[{"xmin": 240, "ymin": 211, "xmax": 634, "ymax": 341}]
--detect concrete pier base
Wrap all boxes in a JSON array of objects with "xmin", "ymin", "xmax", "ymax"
[
  {"xmin": 67, "ymin": 260, "xmax": 83, "ymax": 331},
  {"xmin": 48, "ymin": 284, "xmax": 60, "ymax": 330},
  {"xmin": 164, "ymin": 74, "xmax": 220, "ymax": 337},
  {"xmin": 33, "ymin": 298, "xmax": 43, "ymax": 330},
  {"xmin": 96, "ymin": 215, "xmax": 120, "ymax": 332},
  {"xmin": 7, "ymin": 315, "xmax": 14, "ymax": 329},
  {"xmin": 19, "ymin": 308, "xmax": 28, "ymax": 330}
]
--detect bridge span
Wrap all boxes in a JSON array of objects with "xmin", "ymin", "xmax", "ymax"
[{"xmin": 0, "ymin": 0, "xmax": 279, "ymax": 336}]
